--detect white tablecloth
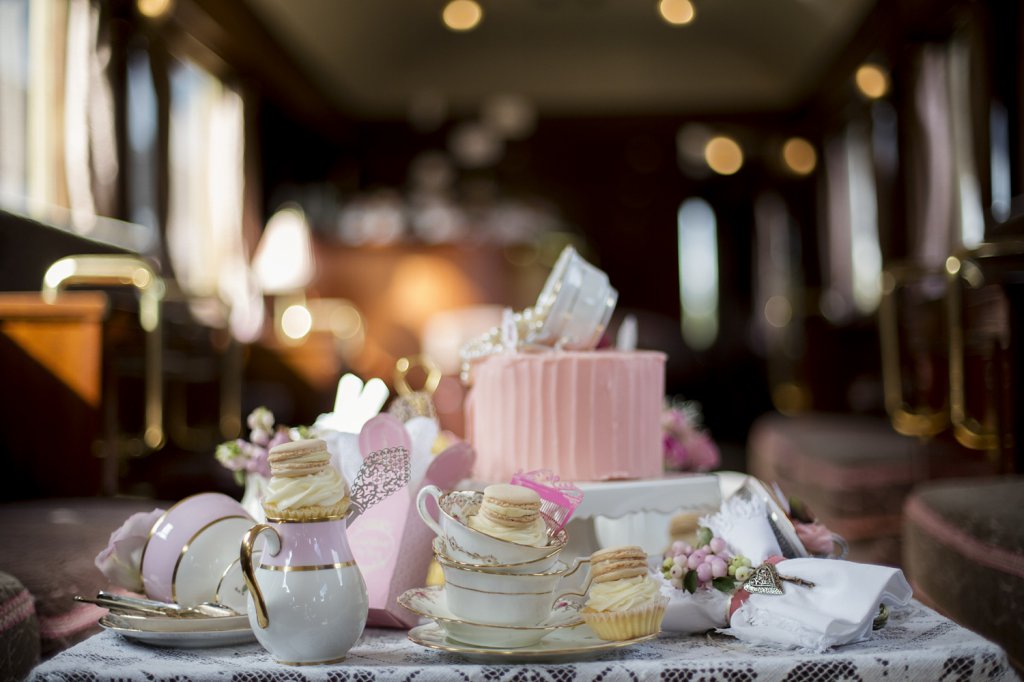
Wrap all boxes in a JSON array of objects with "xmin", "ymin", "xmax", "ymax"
[{"xmin": 29, "ymin": 601, "xmax": 1020, "ymax": 682}]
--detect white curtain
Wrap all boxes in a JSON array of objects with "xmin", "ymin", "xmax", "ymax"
[
  {"xmin": 166, "ymin": 58, "xmax": 262, "ymax": 341},
  {"xmin": 908, "ymin": 37, "xmax": 984, "ymax": 268},
  {"xmin": 823, "ymin": 121, "xmax": 882, "ymax": 320},
  {"xmin": 0, "ymin": 0, "xmax": 28, "ymax": 204}
]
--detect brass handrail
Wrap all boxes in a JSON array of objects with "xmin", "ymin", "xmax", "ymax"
[
  {"xmin": 878, "ymin": 263, "xmax": 949, "ymax": 438},
  {"xmin": 42, "ymin": 255, "xmax": 165, "ymax": 450},
  {"xmin": 944, "ymin": 241, "xmax": 1024, "ymax": 452}
]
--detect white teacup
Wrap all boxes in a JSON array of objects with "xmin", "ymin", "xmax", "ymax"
[
  {"xmin": 534, "ymin": 244, "xmax": 617, "ymax": 350},
  {"xmin": 438, "ymin": 556, "xmax": 588, "ymax": 627},
  {"xmin": 416, "ymin": 486, "xmax": 566, "ymax": 571}
]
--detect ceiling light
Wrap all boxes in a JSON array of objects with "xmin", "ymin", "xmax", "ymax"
[
  {"xmin": 782, "ymin": 137, "xmax": 817, "ymax": 175},
  {"xmin": 136, "ymin": 0, "xmax": 173, "ymax": 19},
  {"xmin": 659, "ymin": 0, "xmax": 696, "ymax": 26},
  {"xmin": 855, "ymin": 63, "xmax": 890, "ymax": 99},
  {"xmin": 443, "ymin": 0, "xmax": 483, "ymax": 32},
  {"xmin": 704, "ymin": 136, "xmax": 743, "ymax": 175}
]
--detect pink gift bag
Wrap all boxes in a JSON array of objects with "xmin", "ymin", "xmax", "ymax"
[{"xmin": 347, "ymin": 415, "xmax": 474, "ymax": 628}]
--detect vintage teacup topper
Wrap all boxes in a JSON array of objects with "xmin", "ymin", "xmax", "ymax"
[{"xmin": 460, "ymin": 245, "xmax": 618, "ymax": 383}]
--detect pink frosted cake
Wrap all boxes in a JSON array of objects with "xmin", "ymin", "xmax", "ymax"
[{"xmin": 465, "ymin": 351, "xmax": 666, "ymax": 482}]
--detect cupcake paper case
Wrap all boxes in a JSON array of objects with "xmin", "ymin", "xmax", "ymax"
[{"xmin": 581, "ymin": 546, "xmax": 668, "ymax": 641}]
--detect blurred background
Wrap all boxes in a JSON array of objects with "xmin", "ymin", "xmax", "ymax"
[{"xmin": 0, "ymin": 0, "xmax": 1021, "ymax": 502}]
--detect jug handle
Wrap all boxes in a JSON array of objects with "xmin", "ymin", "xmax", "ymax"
[
  {"xmin": 415, "ymin": 485, "xmax": 444, "ymax": 537},
  {"xmin": 240, "ymin": 524, "xmax": 281, "ymax": 629}
]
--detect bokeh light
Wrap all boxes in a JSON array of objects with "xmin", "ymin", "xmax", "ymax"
[
  {"xmin": 782, "ymin": 137, "xmax": 817, "ymax": 175},
  {"xmin": 442, "ymin": 0, "xmax": 483, "ymax": 32},
  {"xmin": 855, "ymin": 63, "xmax": 890, "ymax": 99},
  {"xmin": 704, "ymin": 136, "xmax": 743, "ymax": 175}
]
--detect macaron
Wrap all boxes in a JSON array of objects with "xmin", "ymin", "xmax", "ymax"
[
  {"xmin": 268, "ymin": 438, "xmax": 330, "ymax": 478},
  {"xmin": 478, "ymin": 483, "xmax": 542, "ymax": 528},
  {"xmin": 590, "ymin": 545, "xmax": 649, "ymax": 584}
]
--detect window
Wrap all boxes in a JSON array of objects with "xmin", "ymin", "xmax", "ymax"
[{"xmin": 677, "ymin": 197, "xmax": 719, "ymax": 350}]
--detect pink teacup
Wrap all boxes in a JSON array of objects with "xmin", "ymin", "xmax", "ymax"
[{"xmin": 140, "ymin": 492, "xmax": 254, "ymax": 611}]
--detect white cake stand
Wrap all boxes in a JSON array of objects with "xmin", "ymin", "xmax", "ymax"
[{"xmin": 562, "ymin": 473, "xmax": 728, "ymax": 560}]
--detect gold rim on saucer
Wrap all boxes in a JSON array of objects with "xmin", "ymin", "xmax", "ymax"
[
  {"xmin": 396, "ymin": 586, "xmax": 583, "ymax": 631},
  {"xmin": 407, "ymin": 622, "xmax": 657, "ymax": 658}
]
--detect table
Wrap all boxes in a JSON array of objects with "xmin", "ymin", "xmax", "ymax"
[{"xmin": 29, "ymin": 601, "xmax": 1020, "ymax": 681}]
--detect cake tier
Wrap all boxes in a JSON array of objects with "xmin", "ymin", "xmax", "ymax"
[{"xmin": 466, "ymin": 351, "xmax": 666, "ymax": 483}]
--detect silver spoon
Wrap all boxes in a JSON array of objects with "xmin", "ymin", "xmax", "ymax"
[{"xmin": 76, "ymin": 592, "xmax": 238, "ymax": 618}]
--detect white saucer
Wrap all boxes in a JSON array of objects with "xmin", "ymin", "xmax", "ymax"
[
  {"xmin": 408, "ymin": 622, "xmax": 657, "ymax": 662},
  {"xmin": 398, "ymin": 585, "xmax": 582, "ymax": 648},
  {"xmin": 99, "ymin": 612, "xmax": 256, "ymax": 648}
]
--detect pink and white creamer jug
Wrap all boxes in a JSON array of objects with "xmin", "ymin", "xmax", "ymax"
[{"xmin": 240, "ymin": 514, "xmax": 368, "ymax": 665}]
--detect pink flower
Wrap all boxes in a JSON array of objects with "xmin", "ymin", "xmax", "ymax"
[
  {"xmin": 684, "ymin": 432, "xmax": 720, "ymax": 472},
  {"xmin": 662, "ymin": 402, "xmax": 720, "ymax": 472},
  {"xmin": 795, "ymin": 520, "xmax": 835, "ymax": 556},
  {"xmin": 94, "ymin": 508, "xmax": 166, "ymax": 592}
]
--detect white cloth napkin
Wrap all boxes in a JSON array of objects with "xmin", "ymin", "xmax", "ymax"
[
  {"xmin": 658, "ymin": 576, "xmax": 731, "ymax": 633},
  {"xmin": 724, "ymin": 558, "xmax": 913, "ymax": 651},
  {"xmin": 701, "ymin": 493, "xmax": 782, "ymax": 564}
]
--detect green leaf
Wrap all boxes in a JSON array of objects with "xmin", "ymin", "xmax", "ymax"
[
  {"xmin": 712, "ymin": 577, "xmax": 736, "ymax": 593},
  {"xmin": 696, "ymin": 527, "xmax": 713, "ymax": 548},
  {"xmin": 233, "ymin": 470, "xmax": 245, "ymax": 487},
  {"xmin": 683, "ymin": 569, "xmax": 698, "ymax": 594}
]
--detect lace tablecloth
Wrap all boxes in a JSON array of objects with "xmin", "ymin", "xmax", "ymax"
[{"xmin": 29, "ymin": 601, "xmax": 1020, "ymax": 682}]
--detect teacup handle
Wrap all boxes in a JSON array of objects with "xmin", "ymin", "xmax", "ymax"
[
  {"xmin": 551, "ymin": 588, "xmax": 588, "ymax": 615},
  {"xmin": 240, "ymin": 524, "xmax": 281, "ymax": 629},
  {"xmin": 560, "ymin": 557, "xmax": 590, "ymax": 580},
  {"xmin": 415, "ymin": 485, "xmax": 444, "ymax": 537}
]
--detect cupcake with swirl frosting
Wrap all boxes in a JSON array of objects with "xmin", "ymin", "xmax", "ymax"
[
  {"xmin": 263, "ymin": 439, "xmax": 349, "ymax": 521},
  {"xmin": 581, "ymin": 545, "xmax": 668, "ymax": 640}
]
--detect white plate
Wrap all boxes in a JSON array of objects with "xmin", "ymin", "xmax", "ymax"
[
  {"xmin": 99, "ymin": 613, "xmax": 256, "ymax": 648},
  {"xmin": 408, "ymin": 622, "xmax": 657, "ymax": 662},
  {"xmin": 398, "ymin": 585, "xmax": 582, "ymax": 648}
]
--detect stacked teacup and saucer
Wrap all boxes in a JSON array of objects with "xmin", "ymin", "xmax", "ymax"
[{"xmin": 400, "ymin": 475, "xmax": 589, "ymax": 652}]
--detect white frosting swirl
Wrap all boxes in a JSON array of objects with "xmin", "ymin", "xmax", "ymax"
[
  {"xmin": 585, "ymin": 575, "xmax": 660, "ymax": 612},
  {"xmin": 265, "ymin": 466, "xmax": 347, "ymax": 510},
  {"xmin": 467, "ymin": 513, "xmax": 549, "ymax": 547}
]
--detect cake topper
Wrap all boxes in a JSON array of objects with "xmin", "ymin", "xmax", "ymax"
[{"xmin": 459, "ymin": 245, "xmax": 618, "ymax": 384}]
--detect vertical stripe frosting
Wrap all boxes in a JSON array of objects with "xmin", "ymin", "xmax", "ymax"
[{"xmin": 467, "ymin": 351, "xmax": 665, "ymax": 483}]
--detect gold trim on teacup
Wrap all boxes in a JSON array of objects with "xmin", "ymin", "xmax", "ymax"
[
  {"xmin": 170, "ymin": 515, "xmax": 248, "ymax": 605},
  {"xmin": 435, "ymin": 549, "xmax": 590, "ymax": 578},
  {"xmin": 444, "ymin": 580, "xmax": 554, "ymax": 596},
  {"xmin": 214, "ymin": 556, "xmax": 241, "ymax": 606},
  {"xmin": 432, "ymin": 537, "xmax": 578, "ymax": 573},
  {"xmin": 257, "ymin": 561, "xmax": 356, "ymax": 572},
  {"xmin": 140, "ymin": 491, "xmax": 228, "ymax": 597},
  {"xmin": 396, "ymin": 586, "xmax": 583, "ymax": 631},
  {"xmin": 264, "ymin": 513, "xmax": 348, "ymax": 524},
  {"xmin": 275, "ymin": 655, "xmax": 347, "ymax": 666}
]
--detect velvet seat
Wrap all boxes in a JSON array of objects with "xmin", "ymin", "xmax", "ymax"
[
  {"xmin": 748, "ymin": 413, "xmax": 997, "ymax": 565},
  {"xmin": 903, "ymin": 476, "xmax": 1024, "ymax": 672}
]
